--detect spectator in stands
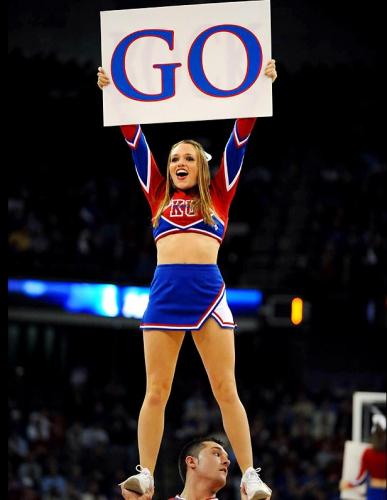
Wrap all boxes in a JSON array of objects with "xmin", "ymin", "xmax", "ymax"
[{"xmin": 340, "ymin": 416, "xmax": 386, "ymax": 499}]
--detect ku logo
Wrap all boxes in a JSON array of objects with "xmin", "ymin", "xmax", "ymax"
[{"xmin": 170, "ymin": 199, "xmax": 196, "ymax": 217}]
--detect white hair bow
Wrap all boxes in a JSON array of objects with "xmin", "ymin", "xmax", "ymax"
[{"xmin": 372, "ymin": 413, "xmax": 386, "ymax": 432}]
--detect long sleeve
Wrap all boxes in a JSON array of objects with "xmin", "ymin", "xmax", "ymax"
[
  {"xmin": 120, "ymin": 125, "xmax": 166, "ymax": 215},
  {"xmin": 210, "ymin": 118, "xmax": 256, "ymax": 219}
]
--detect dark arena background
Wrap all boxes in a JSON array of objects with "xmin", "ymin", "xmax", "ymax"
[{"xmin": 8, "ymin": 1, "xmax": 386, "ymax": 499}]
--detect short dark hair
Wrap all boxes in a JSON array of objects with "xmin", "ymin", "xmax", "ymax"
[{"xmin": 178, "ymin": 436, "xmax": 226, "ymax": 483}]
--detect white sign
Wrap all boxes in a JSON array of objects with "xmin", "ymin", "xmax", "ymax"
[{"xmin": 100, "ymin": 1, "xmax": 272, "ymax": 126}]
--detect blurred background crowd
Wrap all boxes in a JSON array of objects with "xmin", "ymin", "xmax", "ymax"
[{"xmin": 8, "ymin": 319, "xmax": 385, "ymax": 500}]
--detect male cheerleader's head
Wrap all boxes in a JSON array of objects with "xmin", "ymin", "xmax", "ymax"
[
  {"xmin": 178, "ymin": 436, "xmax": 230, "ymax": 490},
  {"xmin": 152, "ymin": 140, "xmax": 215, "ymax": 228}
]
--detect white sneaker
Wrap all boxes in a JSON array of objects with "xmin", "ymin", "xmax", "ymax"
[
  {"xmin": 241, "ymin": 467, "xmax": 272, "ymax": 500},
  {"xmin": 119, "ymin": 465, "xmax": 154, "ymax": 494}
]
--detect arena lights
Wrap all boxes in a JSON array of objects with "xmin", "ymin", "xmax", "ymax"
[
  {"xmin": 121, "ymin": 286, "xmax": 150, "ymax": 319},
  {"xmin": 291, "ymin": 297, "xmax": 303, "ymax": 325},
  {"xmin": 259, "ymin": 294, "xmax": 310, "ymax": 327},
  {"xmin": 8, "ymin": 279, "xmax": 120, "ymax": 317},
  {"xmin": 8, "ymin": 279, "xmax": 263, "ymax": 320}
]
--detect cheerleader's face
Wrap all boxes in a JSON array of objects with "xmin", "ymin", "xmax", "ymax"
[{"xmin": 169, "ymin": 143, "xmax": 199, "ymax": 190}]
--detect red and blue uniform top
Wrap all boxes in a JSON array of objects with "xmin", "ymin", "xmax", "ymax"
[
  {"xmin": 120, "ymin": 118, "xmax": 256, "ymax": 243},
  {"xmin": 348, "ymin": 447, "xmax": 386, "ymax": 486}
]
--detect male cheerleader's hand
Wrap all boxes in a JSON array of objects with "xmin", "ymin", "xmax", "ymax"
[
  {"xmin": 264, "ymin": 59, "xmax": 277, "ymax": 82},
  {"xmin": 240, "ymin": 486, "xmax": 271, "ymax": 500},
  {"xmin": 120, "ymin": 485, "xmax": 154, "ymax": 500},
  {"xmin": 97, "ymin": 67, "xmax": 111, "ymax": 89},
  {"xmin": 240, "ymin": 486, "xmax": 248, "ymax": 500}
]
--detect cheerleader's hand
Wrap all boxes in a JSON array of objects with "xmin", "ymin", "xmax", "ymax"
[
  {"xmin": 120, "ymin": 486, "xmax": 154, "ymax": 500},
  {"xmin": 264, "ymin": 59, "xmax": 277, "ymax": 82},
  {"xmin": 339, "ymin": 479, "xmax": 353, "ymax": 490},
  {"xmin": 97, "ymin": 67, "xmax": 111, "ymax": 89}
]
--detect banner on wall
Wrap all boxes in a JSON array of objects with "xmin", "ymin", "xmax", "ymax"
[{"xmin": 100, "ymin": 0, "xmax": 272, "ymax": 125}]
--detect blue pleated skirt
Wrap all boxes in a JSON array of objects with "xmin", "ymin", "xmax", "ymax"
[{"xmin": 141, "ymin": 264, "xmax": 235, "ymax": 331}]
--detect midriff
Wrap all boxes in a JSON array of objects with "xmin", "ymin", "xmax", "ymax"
[
  {"xmin": 156, "ymin": 232, "xmax": 220, "ymax": 264},
  {"xmin": 370, "ymin": 478, "xmax": 386, "ymax": 488}
]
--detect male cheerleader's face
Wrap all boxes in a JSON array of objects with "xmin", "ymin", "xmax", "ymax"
[
  {"xmin": 169, "ymin": 143, "xmax": 199, "ymax": 190},
  {"xmin": 187, "ymin": 441, "xmax": 230, "ymax": 488}
]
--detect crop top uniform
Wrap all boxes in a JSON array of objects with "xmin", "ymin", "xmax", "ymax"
[
  {"xmin": 121, "ymin": 118, "xmax": 256, "ymax": 331},
  {"xmin": 347, "ymin": 447, "xmax": 386, "ymax": 500}
]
